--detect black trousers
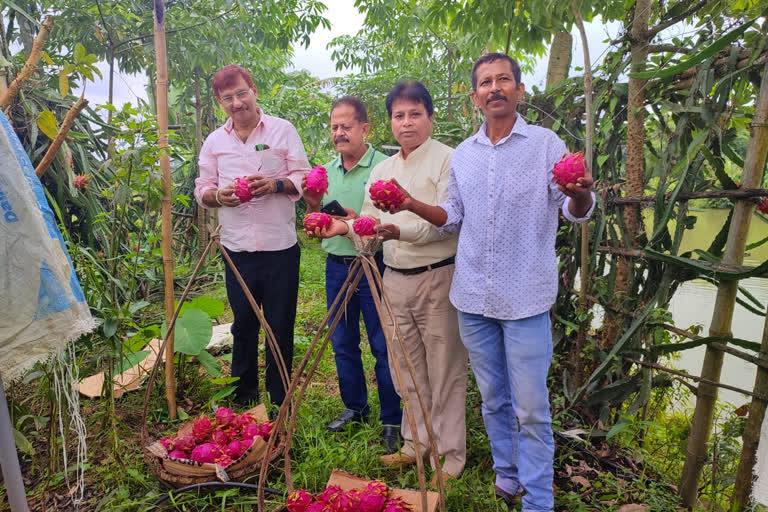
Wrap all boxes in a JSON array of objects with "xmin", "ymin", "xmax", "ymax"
[{"xmin": 224, "ymin": 243, "xmax": 300, "ymax": 406}]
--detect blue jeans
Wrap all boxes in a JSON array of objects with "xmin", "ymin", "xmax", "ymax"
[
  {"xmin": 458, "ymin": 310, "xmax": 554, "ymax": 512},
  {"xmin": 325, "ymin": 254, "xmax": 401, "ymax": 425}
]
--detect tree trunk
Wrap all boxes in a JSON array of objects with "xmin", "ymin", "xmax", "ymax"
[
  {"xmin": 695, "ymin": 58, "xmax": 768, "ymax": 511},
  {"xmin": 152, "ymin": 0, "xmax": 177, "ymax": 420},
  {"xmin": 542, "ymin": 31, "xmax": 572, "ymax": 130},
  {"xmin": 601, "ymin": 0, "xmax": 650, "ymax": 349},
  {"xmin": 680, "ymin": 58, "xmax": 768, "ymax": 508},
  {"xmin": 0, "ymin": 12, "xmax": 8, "ymax": 97},
  {"xmin": 193, "ymin": 68, "xmax": 209, "ymax": 254}
]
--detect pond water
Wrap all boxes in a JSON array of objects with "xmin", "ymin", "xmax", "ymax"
[{"xmin": 666, "ymin": 209, "xmax": 768, "ymax": 407}]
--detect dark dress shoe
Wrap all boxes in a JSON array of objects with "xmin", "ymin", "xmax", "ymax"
[
  {"xmin": 381, "ymin": 425, "xmax": 401, "ymax": 452},
  {"xmin": 327, "ymin": 409, "xmax": 366, "ymax": 432}
]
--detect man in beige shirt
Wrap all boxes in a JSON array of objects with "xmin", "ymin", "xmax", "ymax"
[{"xmin": 307, "ymin": 81, "xmax": 468, "ymax": 489}]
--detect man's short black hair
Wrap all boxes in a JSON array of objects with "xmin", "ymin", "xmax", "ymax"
[
  {"xmin": 331, "ymin": 96, "xmax": 368, "ymax": 123},
  {"xmin": 471, "ymin": 53, "xmax": 522, "ymax": 91},
  {"xmin": 385, "ymin": 81, "xmax": 434, "ymax": 118}
]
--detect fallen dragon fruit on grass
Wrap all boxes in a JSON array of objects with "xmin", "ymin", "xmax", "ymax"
[
  {"xmin": 234, "ymin": 177, "xmax": 253, "ymax": 203},
  {"xmin": 306, "ymin": 165, "xmax": 329, "ymax": 195},
  {"xmin": 369, "ymin": 180, "xmax": 405, "ymax": 209},
  {"xmin": 303, "ymin": 212, "xmax": 333, "ymax": 232},
  {"xmin": 552, "ymin": 152, "xmax": 586, "ymax": 186},
  {"xmin": 353, "ymin": 216, "xmax": 376, "ymax": 236}
]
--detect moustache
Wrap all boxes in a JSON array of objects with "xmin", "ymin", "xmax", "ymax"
[
  {"xmin": 334, "ymin": 138, "xmax": 350, "ymax": 144},
  {"xmin": 487, "ymin": 93, "xmax": 507, "ymax": 104}
]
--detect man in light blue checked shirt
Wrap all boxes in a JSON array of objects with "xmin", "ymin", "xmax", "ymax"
[{"xmin": 379, "ymin": 53, "xmax": 595, "ymax": 511}]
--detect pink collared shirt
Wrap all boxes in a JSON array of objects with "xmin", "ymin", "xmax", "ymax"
[{"xmin": 194, "ymin": 108, "xmax": 311, "ymax": 252}]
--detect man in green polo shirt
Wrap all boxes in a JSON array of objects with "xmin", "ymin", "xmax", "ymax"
[{"xmin": 302, "ymin": 96, "xmax": 401, "ymax": 451}]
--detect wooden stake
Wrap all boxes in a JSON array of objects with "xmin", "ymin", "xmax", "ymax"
[
  {"xmin": 0, "ymin": 17, "xmax": 53, "ymax": 110},
  {"xmin": 152, "ymin": 0, "xmax": 177, "ymax": 419},
  {"xmin": 35, "ymin": 97, "xmax": 88, "ymax": 178},
  {"xmin": 681, "ymin": 59, "xmax": 768, "ymax": 507}
]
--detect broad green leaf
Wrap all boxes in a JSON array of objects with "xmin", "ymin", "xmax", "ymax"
[
  {"xmin": 74, "ymin": 43, "xmax": 86, "ymax": 64},
  {"xmin": 129, "ymin": 300, "xmax": 151, "ymax": 314},
  {"xmin": 180, "ymin": 297, "xmax": 225, "ymax": 319},
  {"xmin": 209, "ymin": 386, "xmax": 237, "ymax": 403},
  {"xmin": 37, "ymin": 110, "xmax": 58, "ymax": 140},
  {"xmin": 41, "ymin": 52, "xmax": 54, "ymax": 66},
  {"xmin": 198, "ymin": 351, "xmax": 221, "ymax": 377},
  {"xmin": 114, "ymin": 350, "xmax": 149, "ymax": 373},
  {"xmin": 177, "ymin": 408, "xmax": 189, "ymax": 421},
  {"xmin": 210, "ymin": 377, "xmax": 239, "ymax": 385},
  {"xmin": 13, "ymin": 428, "xmax": 34, "ymax": 456},
  {"xmin": 171, "ymin": 309, "xmax": 212, "ymax": 355},
  {"xmin": 630, "ymin": 19, "xmax": 757, "ymax": 79},
  {"xmin": 59, "ymin": 71, "xmax": 69, "ymax": 98},
  {"xmin": 606, "ymin": 420, "xmax": 630, "ymax": 440},
  {"xmin": 103, "ymin": 317, "xmax": 118, "ymax": 338}
]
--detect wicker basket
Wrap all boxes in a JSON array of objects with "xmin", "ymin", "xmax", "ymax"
[{"xmin": 144, "ymin": 404, "xmax": 283, "ymax": 488}]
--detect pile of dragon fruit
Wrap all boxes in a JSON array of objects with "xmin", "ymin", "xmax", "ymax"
[
  {"xmin": 158, "ymin": 407, "xmax": 274, "ymax": 468},
  {"xmin": 285, "ymin": 480, "xmax": 413, "ymax": 512}
]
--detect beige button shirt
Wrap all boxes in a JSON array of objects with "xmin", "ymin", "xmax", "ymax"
[{"xmin": 349, "ymin": 138, "xmax": 458, "ymax": 269}]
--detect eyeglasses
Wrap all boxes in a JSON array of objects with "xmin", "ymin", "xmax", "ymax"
[{"xmin": 220, "ymin": 90, "xmax": 252, "ymax": 105}]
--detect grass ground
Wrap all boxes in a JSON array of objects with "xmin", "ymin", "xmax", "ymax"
[{"xmin": 4, "ymin": 235, "xmax": 693, "ymax": 511}]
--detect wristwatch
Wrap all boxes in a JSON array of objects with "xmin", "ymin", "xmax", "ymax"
[{"xmin": 275, "ymin": 179, "xmax": 284, "ymax": 193}]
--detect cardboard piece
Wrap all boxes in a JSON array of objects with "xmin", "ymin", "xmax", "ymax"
[
  {"xmin": 78, "ymin": 338, "xmax": 163, "ymax": 398},
  {"xmin": 326, "ymin": 469, "xmax": 439, "ymax": 512}
]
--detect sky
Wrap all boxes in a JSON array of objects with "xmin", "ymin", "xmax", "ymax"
[{"xmin": 90, "ymin": 0, "xmax": 629, "ymax": 108}]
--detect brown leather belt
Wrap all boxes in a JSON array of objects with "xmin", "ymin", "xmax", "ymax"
[{"xmin": 387, "ymin": 256, "xmax": 455, "ymax": 276}]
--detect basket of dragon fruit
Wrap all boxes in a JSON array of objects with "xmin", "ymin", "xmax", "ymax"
[
  {"xmin": 276, "ymin": 469, "xmax": 438, "ymax": 512},
  {"xmin": 144, "ymin": 404, "xmax": 282, "ymax": 488}
]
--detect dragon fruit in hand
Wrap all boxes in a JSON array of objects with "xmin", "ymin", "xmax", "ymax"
[
  {"xmin": 369, "ymin": 180, "xmax": 405, "ymax": 209},
  {"xmin": 306, "ymin": 166, "xmax": 329, "ymax": 195},
  {"xmin": 353, "ymin": 216, "xmax": 376, "ymax": 236},
  {"xmin": 286, "ymin": 489, "xmax": 314, "ymax": 512},
  {"xmin": 234, "ymin": 177, "xmax": 253, "ymax": 203},
  {"xmin": 303, "ymin": 212, "xmax": 333, "ymax": 232},
  {"xmin": 552, "ymin": 152, "xmax": 586, "ymax": 186}
]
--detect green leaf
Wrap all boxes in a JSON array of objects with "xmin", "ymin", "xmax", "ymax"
[
  {"xmin": 644, "ymin": 249, "xmax": 768, "ymax": 281},
  {"xmin": 650, "ymin": 336, "xmax": 761, "ymax": 355},
  {"xmin": 596, "ymin": 154, "xmax": 609, "ymax": 168},
  {"xmin": 606, "ymin": 420, "xmax": 630, "ymax": 440},
  {"xmin": 74, "ymin": 43, "xmax": 86, "ymax": 64},
  {"xmin": 37, "ymin": 110, "xmax": 58, "ymax": 140},
  {"xmin": 103, "ymin": 317, "xmax": 118, "ymax": 338},
  {"xmin": 41, "ymin": 52, "xmax": 54, "ymax": 66},
  {"xmin": 59, "ymin": 71, "xmax": 69, "ymax": 98},
  {"xmin": 129, "ymin": 300, "xmax": 151, "ymax": 314},
  {"xmin": 171, "ymin": 309, "xmax": 212, "ymax": 355},
  {"xmin": 210, "ymin": 377, "xmax": 239, "ymax": 385},
  {"xmin": 114, "ymin": 350, "xmax": 149, "ymax": 374},
  {"xmin": 197, "ymin": 351, "xmax": 221, "ymax": 377},
  {"xmin": 177, "ymin": 408, "xmax": 189, "ymax": 421},
  {"xmin": 180, "ymin": 297, "xmax": 225, "ymax": 319},
  {"xmin": 13, "ymin": 428, "xmax": 34, "ymax": 456},
  {"xmin": 629, "ymin": 19, "xmax": 758, "ymax": 80},
  {"xmin": 209, "ymin": 386, "xmax": 237, "ymax": 403}
]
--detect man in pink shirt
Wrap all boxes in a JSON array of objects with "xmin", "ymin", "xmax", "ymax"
[{"xmin": 194, "ymin": 64, "xmax": 311, "ymax": 407}]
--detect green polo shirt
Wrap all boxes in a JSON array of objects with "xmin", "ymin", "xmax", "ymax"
[{"xmin": 321, "ymin": 144, "xmax": 389, "ymax": 256}]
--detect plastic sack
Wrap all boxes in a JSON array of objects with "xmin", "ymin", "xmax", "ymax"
[{"xmin": 0, "ymin": 111, "xmax": 94, "ymax": 383}]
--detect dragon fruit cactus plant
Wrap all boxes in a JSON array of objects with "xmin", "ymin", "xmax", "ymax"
[
  {"xmin": 382, "ymin": 497, "xmax": 413, "ymax": 512},
  {"xmin": 353, "ymin": 216, "xmax": 377, "ymax": 236},
  {"xmin": 234, "ymin": 177, "xmax": 253, "ymax": 203},
  {"xmin": 369, "ymin": 180, "xmax": 405, "ymax": 209},
  {"xmin": 758, "ymin": 198, "xmax": 768, "ymax": 215},
  {"xmin": 306, "ymin": 165, "xmax": 329, "ymax": 195},
  {"xmin": 303, "ymin": 212, "xmax": 333, "ymax": 232},
  {"xmin": 286, "ymin": 489, "xmax": 315, "ymax": 512},
  {"xmin": 552, "ymin": 152, "xmax": 586, "ymax": 186}
]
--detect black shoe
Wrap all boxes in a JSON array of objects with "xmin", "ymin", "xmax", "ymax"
[
  {"xmin": 381, "ymin": 425, "xmax": 401, "ymax": 452},
  {"xmin": 327, "ymin": 409, "xmax": 366, "ymax": 432},
  {"xmin": 233, "ymin": 393, "xmax": 258, "ymax": 406}
]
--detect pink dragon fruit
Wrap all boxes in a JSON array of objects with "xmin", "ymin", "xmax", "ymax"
[
  {"xmin": 303, "ymin": 212, "xmax": 333, "ymax": 232},
  {"xmin": 158, "ymin": 436, "xmax": 174, "ymax": 451},
  {"xmin": 286, "ymin": 489, "xmax": 315, "ymax": 512},
  {"xmin": 382, "ymin": 497, "xmax": 413, "ymax": 512},
  {"xmin": 327, "ymin": 490, "xmax": 360, "ymax": 512},
  {"xmin": 257, "ymin": 421, "xmax": 275, "ymax": 440},
  {"xmin": 216, "ymin": 453, "xmax": 234, "ymax": 467},
  {"xmin": 73, "ymin": 174, "xmax": 90, "ymax": 190},
  {"xmin": 192, "ymin": 416, "xmax": 215, "ymax": 443},
  {"xmin": 758, "ymin": 198, "xmax": 768, "ymax": 215},
  {"xmin": 210, "ymin": 429, "xmax": 229, "ymax": 447},
  {"xmin": 189, "ymin": 443, "xmax": 220, "ymax": 464},
  {"xmin": 240, "ymin": 438, "xmax": 254, "ymax": 453},
  {"xmin": 172, "ymin": 433, "xmax": 196, "ymax": 453},
  {"xmin": 305, "ymin": 503, "xmax": 328, "ymax": 512},
  {"xmin": 365, "ymin": 480, "xmax": 388, "ymax": 497},
  {"xmin": 234, "ymin": 413, "xmax": 257, "ymax": 431},
  {"xmin": 242, "ymin": 423, "xmax": 260, "ymax": 441},
  {"xmin": 353, "ymin": 216, "xmax": 376, "ymax": 236},
  {"xmin": 369, "ymin": 180, "xmax": 405, "ymax": 209},
  {"xmin": 224, "ymin": 440, "xmax": 244, "ymax": 459},
  {"xmin": 234, "ymin": 177, "xmax": 253, "ymax": 203},
  {"xmin": 358, "ymin": 491, "xmax": 387, "ymax": 512},
  {"xmin": 167, "ymin": 449, "xmax": 188, "ymax": 460},
  {"xmin": 318, "ymin": 485, "xmax": 343, "ymax": 505},
  {"xmin": 215, "ymin": 407, "xmax": 236, "ymax": 427},
  {"xmin": 305, "ymin": 166, "xmax": 329, "ymax": 195},
  {"xmin": 552, "ymin": 152, "xmax": 586, "ymax": 186}
]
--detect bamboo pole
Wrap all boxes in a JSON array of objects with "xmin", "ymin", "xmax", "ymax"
[
  {"xmin": 193, "ymin": 68, "xmax": 209, "ymax": 255},
  {"xmin": 0, "ymin": 16, "xmax": 53, "ymax": 110},
  {"xmin": 152, "ymin": 0, "xmax": 177, "ymax": 419},
  {"xmin": 35, "ymin": 97, "xmax": 88, "ymax": 178},
  {"xmin": 680, "ymin": 59, "xmax": 768, "ymax": 507}
]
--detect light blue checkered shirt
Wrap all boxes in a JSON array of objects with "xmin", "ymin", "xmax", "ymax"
[{"xmin": 438, "ymin": 114, "xmax": 594, "ymax": 320}]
